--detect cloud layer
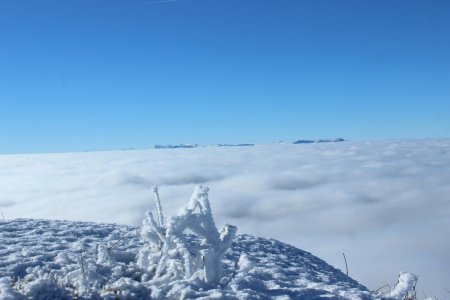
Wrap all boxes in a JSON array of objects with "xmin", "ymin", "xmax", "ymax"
[{"xmin": 1, "ymin": 140, "xmax": 449, "ymax": 299}]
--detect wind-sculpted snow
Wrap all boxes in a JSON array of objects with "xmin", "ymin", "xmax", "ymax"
[
  {"xmin": 1, "ymin": 139, "xmax": 449, "ymax": 298},
  {"xmin": 0, "ymin": 218, "xmax": 379, "ymax": 299}
]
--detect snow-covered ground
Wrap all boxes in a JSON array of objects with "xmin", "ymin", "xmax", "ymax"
[
  {"xmin": 1, "ymin": 139, "xmax": 449, "ymax": 299},
  {"xmin": 0, "ymin": 218, "xmax": 385, "ymax": 299},
  {"xmin": 0, "ymin": 187, "xmax": 416, "ymax": 299}
]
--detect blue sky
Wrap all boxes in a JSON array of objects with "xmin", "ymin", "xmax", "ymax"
[{"xmin": 0, "ymin": 0, "xmax": 449, "ymax": 153}]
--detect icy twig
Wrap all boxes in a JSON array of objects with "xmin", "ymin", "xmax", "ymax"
[
  {"xmin": 152, "ymin": 186, "xmax": 164, "ymax": 227},
  {"xmin": 342, "ymin": 253, "xmax": 348, "ymax": 276},
  {"xmin": 78, "ymin": 249, "xmax": 88, "ymax": 294},
  {"xmin": 221, "ymin": 260, "xmax": 238, "ymax": 288},
  {"xmin": 372, "ymin": 283, "xmax": 391, "ymax": 294},
  {"xmin": 107, "ymin": 229, "xmax": 139, "ymax": 251}
]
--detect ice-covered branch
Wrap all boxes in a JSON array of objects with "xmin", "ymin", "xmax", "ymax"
[
  {"xmin": 137, "ymin": 185, "xmax": 237, "ymax": 287},
  {"xmin": 152, "ymin": 186, "xmax": 164, "ymax": 227},
  {"xmin": 385, "ymin": 272, "xmax": 418, "ymax": 300}
]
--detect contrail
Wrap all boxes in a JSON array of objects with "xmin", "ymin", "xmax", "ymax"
[{"xmin": 144, "ymin": 0, "xmax": 177, "ymax": 4}]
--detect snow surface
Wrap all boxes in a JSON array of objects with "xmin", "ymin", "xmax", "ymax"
[
  {"xmin": 1, "ymin": 139, "xmax": 449, "ymax": 298},
  {"xmin": 0, "ymin": 217, "xmax": 415, "ymax": 299}
]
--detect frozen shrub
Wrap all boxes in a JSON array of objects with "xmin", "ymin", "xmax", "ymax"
[
  {"xmin": 137, "ymin": 185, "xmax": 237, "ymax": 287},
  {"xmin": 0, "ymin": 277, "xmax": 23, "ymax": 300},
  {"xmin": 386, "ymin": 272, "xmax": 418, "ymax": 300},
  {"xmin": 374, "ymin": 272, "xmax": 419, "ymax": 300}
]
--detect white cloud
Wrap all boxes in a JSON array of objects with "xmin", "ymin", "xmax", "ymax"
[{"xmin": 1, "ymin": 139, "xmax": 449, "ymax": 299}]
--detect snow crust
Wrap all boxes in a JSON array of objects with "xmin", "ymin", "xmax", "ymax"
[
  {"xmin": 0, "ymin": 186, "xmax": 420, "ymax": 299},
  {"xmin": 0, "ymin": 218, "xmax": 381, "ymax": 299}
]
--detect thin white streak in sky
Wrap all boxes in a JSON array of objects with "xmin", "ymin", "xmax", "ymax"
[{"xmin": 143, "ymin": 0, "xmax": 177, "ymax": 5}]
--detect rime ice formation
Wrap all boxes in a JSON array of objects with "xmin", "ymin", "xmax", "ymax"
[{"xmin": 137, "ymin": 185, "xmax": 237, "ymax": 291}]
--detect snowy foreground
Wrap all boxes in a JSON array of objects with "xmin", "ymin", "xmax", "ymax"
[
  {"xmin": 0, "ymin": 186, "xmax": 418, "ymax": 299},
  {"xmin": 1, "ymin": 139, "xmax": 449, "ymax": 298}
]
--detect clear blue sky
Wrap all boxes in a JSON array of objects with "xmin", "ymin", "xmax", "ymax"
[{"xmin": 1, "ymin": 0, "xmax": 449, "ymax": 154}]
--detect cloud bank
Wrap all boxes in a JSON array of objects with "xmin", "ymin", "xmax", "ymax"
[{"xmin": 1, "ymin": 139, "xmax": 449, "ymax": 299}]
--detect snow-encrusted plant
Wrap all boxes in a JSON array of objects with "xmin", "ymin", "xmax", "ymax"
[
  {"xmin": 374, "ymin": 272, "xmax": 419, "ymax": 300},
  {"xmin": 137, "ymin": 185, "xmax": 237, "ymax": 287}
]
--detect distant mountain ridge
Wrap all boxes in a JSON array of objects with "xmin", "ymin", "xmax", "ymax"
[
  {"xmin": 293, "ymin": 138, "xmax": 345, "ymax": 144},
  {"xmin": 154, "ymin": 144, "xmax": 198, "ymax": 149},
  {"xmin": 153, "ymin": 139, "xmax": 345, "ymax": 149}
]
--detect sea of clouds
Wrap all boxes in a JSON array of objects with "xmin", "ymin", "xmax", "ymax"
[{"xmin": 1, "ymin": 139, "xmax": 449, "ymax": 299}]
